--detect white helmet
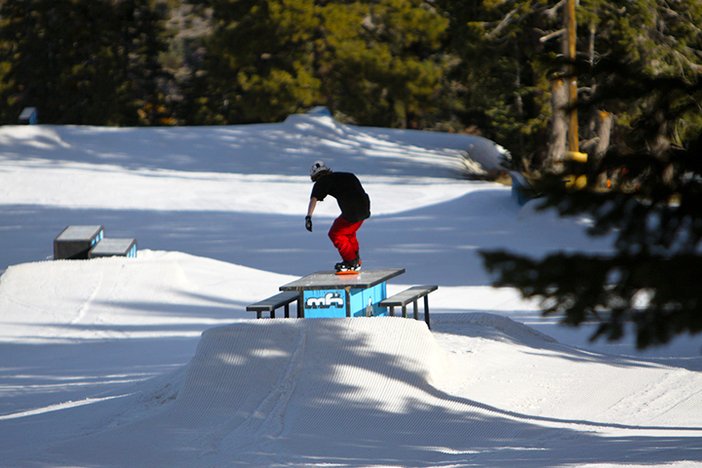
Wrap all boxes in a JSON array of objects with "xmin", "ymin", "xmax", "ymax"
[{"xmin": 309, "ymin": 160, "xmax": 330, "ymax": 179}]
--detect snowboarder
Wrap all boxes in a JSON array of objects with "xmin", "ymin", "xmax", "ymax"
[{"xmin": 305, "ymin": 161, "xmax": 371, "ymax": 272}]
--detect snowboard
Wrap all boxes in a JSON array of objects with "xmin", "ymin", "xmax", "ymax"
[{"xmin": 336, "ymin": 270, "xmax": 359, "ymax": 276}]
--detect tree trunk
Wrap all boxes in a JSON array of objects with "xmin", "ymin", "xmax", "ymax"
[
  {"xmin": 546, "ymin": 77, "xmax": 568, "ymax": 173},
  {"xmin": 593, "ymin": 110, "xmax": 613, "ymax": 188}
]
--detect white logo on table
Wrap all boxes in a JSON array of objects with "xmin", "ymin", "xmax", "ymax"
[{"xmin": 306, "ymin": 292, "xmax": 344, "ymax": 309}]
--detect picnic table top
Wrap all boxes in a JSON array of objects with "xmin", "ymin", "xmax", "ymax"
[{"xmin": 279, "ymin": 268, "xmax": 405, "ymax": 291}]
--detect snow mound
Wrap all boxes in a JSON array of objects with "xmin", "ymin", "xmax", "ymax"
[
  {"xmin": 44, "ymin": 318, "xmax": 457, "ymax": 467},
  {"xmin": 432, "ymin": 311, "xmax": 557, "ymax": 347},
  {"xmin": 284, "ymin": 113, "xmax": 503, "ymax": 176},
  {"xmin": 0, "ymin": 250, "xmax": 297, "ymax": 343},
  {"xmin": 178, "ymin": 317, "xmax": 449, "ymax": 428},
  {"xmin": 43, "ymin": 315, "xmax": 702, "ymax": 468},
  {"xmin": 0, "ymin": 124, "xmax": 72, "ymax": 150}
]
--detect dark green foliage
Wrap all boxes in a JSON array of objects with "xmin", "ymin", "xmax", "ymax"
[
  {"xmin": 436, "ymin": 0, "xmax": 564, "ymax": 164},
  {"xmin": 483, "ymin": 250, "xmax": 702, "ymax": 349},
  {"xmin": 434, "ymin": 0, "xmax": 702, "ymax": 165},
  {"xmin": 482, "ymin": 61, "xmax": 702, "ymax": 349},
  {"xmin": 184, "ymin": 0, "xmax": 449, "ymax": 127},
  {"xmin": 0, "ymin": 0, "xmax": 170, "ymax": 125}
]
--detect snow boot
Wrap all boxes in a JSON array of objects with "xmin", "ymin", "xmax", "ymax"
[{"xmin": 335, "ymin": 257, "xmax": 361, "ymax": 272}]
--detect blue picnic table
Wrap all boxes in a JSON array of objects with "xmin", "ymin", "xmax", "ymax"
[{"xmin": 279, "ymin": 268, "xmax": 405, "ymax": 318}]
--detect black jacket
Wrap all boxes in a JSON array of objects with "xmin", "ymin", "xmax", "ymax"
[{"xmin": 311, "ymin": 172, "xmax": 371, "ymax": 223}]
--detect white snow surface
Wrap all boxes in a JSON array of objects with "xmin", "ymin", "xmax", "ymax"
[{"xmin": 0, "ymin": 114, "xmax": 701, "ymax": 468}]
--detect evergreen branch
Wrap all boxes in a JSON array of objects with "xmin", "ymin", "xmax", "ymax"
[{"xmin": 485, "ymin": 8, "xmax": 518, "ymax": 41}]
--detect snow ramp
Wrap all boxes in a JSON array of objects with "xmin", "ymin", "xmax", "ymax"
[{"xmin": 44, "ymin": 317, "xmax": 543, "ymax": 468}]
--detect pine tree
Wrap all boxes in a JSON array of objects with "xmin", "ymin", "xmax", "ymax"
[
  {"xmin": 183, "ymin": 0, "xmax": 320, "ymax": 124},
  {"xmin": 436, "ymin": 0, "xmax": 563, "ymax": 166},
  {"xmin": 113, "ymin": 0, "xmax": 173, "ymax": 126},
  {"xmin": 481, "ymin": 57, "xmax": 702, "ymax": 349},
  {"xmin": 0, "ymin": 0, "xmax": 171, "ymax": 126},
  {"xmin": 435, "ymin": 0, "xmax": 702, "ymax": 168},
  {"xmin": 317, "ymin": 0, "xmax": 448, "ymax": 128},
  {"xmin": 186, "ymin": 0, "xmax": 448, "ymax": 127}
]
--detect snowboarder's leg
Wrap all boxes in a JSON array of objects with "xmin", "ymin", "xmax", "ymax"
[
  {"xmin": 348, "ymin": 230, "xmax": 360, "ymax": 258},
  {"xmin": 328, "ymin": 216, "xmax": 363, "ymax": 262}
]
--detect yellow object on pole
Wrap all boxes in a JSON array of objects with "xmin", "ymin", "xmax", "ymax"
[
  {"xmin": 565, "ymin": 174, "xmax": 587, "ymax": 190},
  {"xmin": 566, "ymin": 151, "xmax": 588, "ymax": 163}
]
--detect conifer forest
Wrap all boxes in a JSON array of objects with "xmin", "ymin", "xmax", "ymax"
[{"xmin": 0, "ymin": 0, "xmax": 698, "ymax": 164}]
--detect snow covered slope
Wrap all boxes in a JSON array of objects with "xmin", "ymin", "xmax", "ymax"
[{"xmin": 0, "ymin": 116, "xmax": 701, "ymax": 467}]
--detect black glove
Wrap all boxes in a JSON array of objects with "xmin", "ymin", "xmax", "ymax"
[{"xmin": 305, "ymin": 216, "xmax": 313, "ymax": 232}]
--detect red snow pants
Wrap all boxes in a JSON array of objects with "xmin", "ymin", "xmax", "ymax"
[{"xmin": 328, "ymin": 216, "xmax": 364, "ymax": 262}]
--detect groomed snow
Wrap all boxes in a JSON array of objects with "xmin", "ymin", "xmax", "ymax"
[{"xmin": 0, "ymin": 114, "xmax": 700, "ymax": 467}]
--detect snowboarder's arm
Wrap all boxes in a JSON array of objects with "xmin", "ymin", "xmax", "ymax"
[
  {"xmin": 305, "ymin": 197, "xmax": 318, "ymax": 232},
  {"xmin": 307, "ymin": 197, "xmax": 318, "ymax": 217}
]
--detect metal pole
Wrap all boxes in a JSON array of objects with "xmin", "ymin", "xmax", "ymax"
[
  {"xmin": 345, "ymin": 288, "xmax": 351, "ymax": 317},
  {"xmin": 567, "ymin": 0, "xmax": 578, "ymax": 153},
  {"xmin": 424, "ymin": 295, "xmax": 431, "ymax": 329}
]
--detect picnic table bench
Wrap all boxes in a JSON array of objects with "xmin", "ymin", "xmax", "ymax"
[
  {"xmin": 246, "ymin": 291, "xmax": 300, "ymax": 319},
  {"xmin": 379, "ymin": 285, "xmax": 438, "ymax": 329}
]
